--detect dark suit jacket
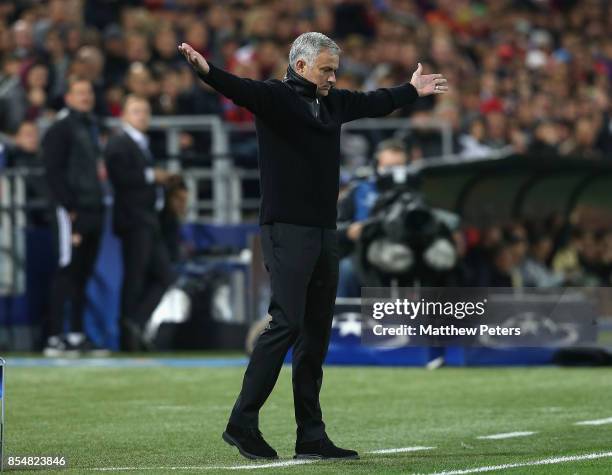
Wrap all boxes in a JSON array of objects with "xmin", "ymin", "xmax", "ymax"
[{"xmin": 105, "ymin": 131, "xmax": 159, "ymax": 234}]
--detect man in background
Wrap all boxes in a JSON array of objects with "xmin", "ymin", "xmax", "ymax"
[
  {"xmin": 336, "ymin": 139, "xmax": 410, "ymax": 296},
  {"xmin": 160, "ymin": 174, "xmax": 188, "ymax": 263},
  {"xmin": 43, "ymin": 78, "xmax": 107, "ymax": 356},
  {"xmin": 105, "ymin": 94, "xmax": 175, "ymax": 351}
]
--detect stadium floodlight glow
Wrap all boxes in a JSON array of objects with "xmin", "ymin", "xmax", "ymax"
[{"xmin": 0, "ymin": 357, "xmax": 4, "ymax": 472}]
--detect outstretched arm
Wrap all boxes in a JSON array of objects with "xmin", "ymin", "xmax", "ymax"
[
  {"xmin": 178, "ymin": 42, "xmax": 275, "ymax": 116},
  {"xmin": 339, "ymin": 62, "xmax": 448, "ymax": 123}
]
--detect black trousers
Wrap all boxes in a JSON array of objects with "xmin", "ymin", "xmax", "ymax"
[
  {"xmin": 118, "ymin": 225, "xmax": 174, "ymax": 335},
  {"xmin": 48, "ymin": 208, "xmax": 103, "ymax": 337},
  {"xmin": 229, "ymin": 223, "xmax": 339, "ymax": 443}
]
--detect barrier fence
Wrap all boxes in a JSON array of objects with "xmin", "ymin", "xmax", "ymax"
[
  {"xmin": 32, "ymin": 115, "xmax": 454, "ymax": 223},
  {"xmin": 1, "ymin": 115, "xmax": 456, "ymax": 298}
]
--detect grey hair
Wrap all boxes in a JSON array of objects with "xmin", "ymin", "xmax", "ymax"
[{"xmin": 288, "ymin": 32, "xmax": 341, "ymax": 68}]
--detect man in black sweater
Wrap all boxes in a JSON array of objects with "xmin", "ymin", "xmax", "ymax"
[
  {"xmin": 105, "ymin": 95, "xmax": 174, "ymax": 351},
  {"xmin": 179, "ymin": 32, "xmax": 447, "ymax": 460},
  {"xmin": 43, "ymin": 78, "xmax": 108, "ymax": 356}
]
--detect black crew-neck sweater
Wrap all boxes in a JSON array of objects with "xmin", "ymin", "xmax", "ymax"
[{"xmin": 198, "ymin": 63, "xmax": 418, "ymax": 229}]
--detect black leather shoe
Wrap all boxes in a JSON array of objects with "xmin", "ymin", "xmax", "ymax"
[
  {"xmin": 120, "ymin": 320, "xmax": 154, "ymax": 352},
  {"xmin": 295, "ymin": 435, "xmax": 359, "ymax": 460},
  {"xmin": 222, "ymin": 423, "xmax": 278, "ymax": 460}
]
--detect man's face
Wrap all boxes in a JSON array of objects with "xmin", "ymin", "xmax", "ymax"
[
  {"xmin": 377, "ymin": 149, "xmax": 407, "ymax": 174},
  {"xmin": 65, "ymin": 81, "xmax": 95, "ymax": 113},
  {"xmin": 15, "ymin": 122, "xmax": 39, "ymax": 153},
  {"xmin": 122, "ymin": 98, "xmax": 151, "ymax": 132},
  {"xmin": 296, "ymin": 49, "xmax": 339, "ymax": 97}
]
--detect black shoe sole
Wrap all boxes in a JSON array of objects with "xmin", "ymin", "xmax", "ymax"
[
  {"xmin": 222, "ymin": 431, "xmax": 279, "ymax": 461},
  {"xmin": 294, "ymin": 453, "xmax": 360, "ymax": 460}
]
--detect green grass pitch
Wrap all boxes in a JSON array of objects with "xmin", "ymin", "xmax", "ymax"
[{"xmin": 4, "ymin": 359, "xmax": 612, "ymax": 474}]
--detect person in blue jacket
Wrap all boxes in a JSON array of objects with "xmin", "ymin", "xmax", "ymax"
[{"xmin": 336, "ymin": 139, "xmax": 411, "ymax": 297}]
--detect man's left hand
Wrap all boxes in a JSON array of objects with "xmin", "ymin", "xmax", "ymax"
[{"xmin": 410, "ymin": 63, "xmax": 448, "ymax": 97}]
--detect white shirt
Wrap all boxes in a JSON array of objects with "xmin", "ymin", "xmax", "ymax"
[
  {"xmin": 122, "ymin": 123, "xmax": 155, "ymax": 184},
  {"xmin": 122, "ymin": 122, "xmax": 150, "ymax": 152},
  {"xmin": 122, "ymin": 123, "xmax": 164, "ymax": 210}
]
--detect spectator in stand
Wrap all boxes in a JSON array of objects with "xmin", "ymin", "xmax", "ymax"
[
  {"xmin": 23, "ymin": 62, "xmax": 51, "ymax": 121},
  {"xmin": 70, "ymin": 46, "xmax": 108, "ymax": 116},
  {"xmin": 8, "ymin": 120, "xmax": 39, "ymax": 168},
  {"xmin": 484, "ymin": 111, "xmax": 509, "ymax": 151},
  {"xmin": 503, "ymin": 227, "xmax": 528, "ymax": 288},
  {"xmin": 528, "ymin": 120, "xmax": 561, "ymax": 158},
  {"xmin": 459, "ymin": 117, "xmax": 494, "ymax": 159},
  {"xmin": 552, "ymin": 228, "xmax": 601, "ymax": 286},
  {"xmin": 125, "ymin": 31, "xmax": 152, "ymax": 65},
  {"xmin": 42, "ymin": 28, "xmax": 70, "ymax": 108},
  {"xmin": 521, "ymin": 233, "xmax": 565, "ymax": 288},
  {"xmin": 124, "ymin": 62, "xmax": 157, "ymax": 102},
  {"xmin": 563, "ymin": 117, "xmax": 604, "ymax": 160},
  {"xmin": 150, "ymin": 25, "xmax": 183, "ymax": 75},
  {"xmin": 487, "ymin": 243, "xmax": 516, "ymax": 287},
  {"xmin": 102, "ymin": 24, "xmax": 128, "ymax": 87},
  {"xmin": 11, "ymin": 19, "xmax": 35, "ymax": 62},
  {"xmin": 8, "ymin": 120, "xmax": 48, "ymax": 226},
  {"xmin": 160, "ymin": 175, "xmax": 189, "ymax": 263},
  {"xmin": 0, "ymin": 54, "xmax": 27, "ymax": 133},
  {"xmin": 152, "ymin": 68, "xmax": 182, "ymax": 116}
]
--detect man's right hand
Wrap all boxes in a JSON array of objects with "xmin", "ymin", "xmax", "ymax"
[{"xmin": 178, "ymin": 42, "xmax": 210, "ymax": 76}]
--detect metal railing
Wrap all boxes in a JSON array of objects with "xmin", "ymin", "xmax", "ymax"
[
  {"xmin": 0, "ymin": 169, "xmax": 26, "ymax": 296},
  {"xmin": 0, "ymin": 115, "xmax": 455, "ymax": 295},
  {"xmin": 35, "ymin": 114, "xmax": 454, "ymax": 223},
  {"xmin": 128, "ymin": 116, "xmax": 454, "ymax": 223}
]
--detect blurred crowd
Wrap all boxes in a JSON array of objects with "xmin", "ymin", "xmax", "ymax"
[
  {"xmin": 0, "ymin": 0, "xmax": 611, "ymax": 168},
  {"xmin": 337, "ymin": 137, "xmax": 612, "ymax": 292},
  {"xmin": 458, "ymin": 212, "xmax": 612, "ymax": 288}
]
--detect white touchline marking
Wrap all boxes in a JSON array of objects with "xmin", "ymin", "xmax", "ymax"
[
  {"xmin": 90, "ymin": 460, "xmax": 317, "ymax": 471},
  {"xmin": 476, "ymin": 431, "xmax": 536, "ymax": 440},
  {"xmin": 369, "ymin": 447, "xmax": 436, "ymax": 454},
  {"xmin": 423, "ymin": 451, "xmax": 612, "ymax": 475},
  {"xmin": 575, "ymin": 416, "xmax": 612, "ymax": 426},
  {"xmin": 226, "ymin": 460, "xmax": 318, "ymax": 470},
  {"xmin": 88, "ymin": 448, "xmax": 434, "ymax": 471}
]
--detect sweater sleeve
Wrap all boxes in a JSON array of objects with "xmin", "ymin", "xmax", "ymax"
[
  {"xmin": 337, "ymin": 84, "xmax": 419, "ymax": 124},
  {"xmin": 197, "ymin": 62, "xmax": 277, "ymax": 117}
]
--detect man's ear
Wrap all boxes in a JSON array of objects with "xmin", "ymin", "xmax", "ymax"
[{"xmin": 295, "ymin": 59, "xmax": 306, "ymax": 74}]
